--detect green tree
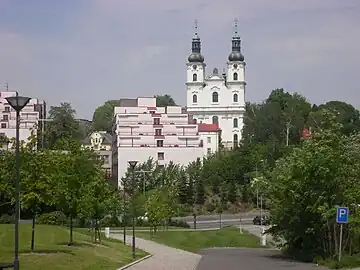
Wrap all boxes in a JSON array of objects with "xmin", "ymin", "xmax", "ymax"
[
  {"xmin": 268, "ymin": 110, "xmax": 360, "ymax": 262},
  {"xmin": 92, "ymin": 100, "xmax": 121, "ymax": 133},
  {"xmin": 45, "ymin": 103, "xmax": 81, "ymax": 150},
  {"xmin": 155, "ymin": 94, "xmax": 176, "ymax": 107}
]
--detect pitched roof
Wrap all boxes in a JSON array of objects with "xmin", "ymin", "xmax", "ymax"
[
  {"xmin": 82, "ymin": 131, "xmax": 112, "ymax": 145},
  {"xmin": 198, "ymin": 123, "xmax": 221, "ymax": 132}
]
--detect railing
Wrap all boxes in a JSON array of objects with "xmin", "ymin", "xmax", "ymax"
[
  {"xmin": 0, "ymin": 263, "xmax": 14, "ymax": 269},
  {"xmin": 118, "ymin": 144, "xmax": 203, "ymax": 148},
  {"xmin": 117, "ymin": 132, "xmax": 199, "ymax": 136},
  {"xmin": 116, "ymin": 121, "xmax": 192, "ymax": 125}
]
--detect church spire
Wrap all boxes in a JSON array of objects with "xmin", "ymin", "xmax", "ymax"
[
  {"xmin": 188, "ymin": 20, "xmax": 204, "ymax": 63},
  {"xmin": 228, "ymin": 18, "xmax": 244, "ymax": 62}
]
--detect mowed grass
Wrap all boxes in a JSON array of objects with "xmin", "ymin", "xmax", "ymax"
[
  {"xmin": 0, "ymin": 224, "xmax": 147, "ymax": 270},
  {"xmin": 135, "ymin": 227, "xmax": 260, "ymax": 253}
]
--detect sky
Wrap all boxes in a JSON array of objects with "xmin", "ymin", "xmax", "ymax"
[{"xmin": 0, "ymin": 0, "xmax": 359, "ymax": 119}]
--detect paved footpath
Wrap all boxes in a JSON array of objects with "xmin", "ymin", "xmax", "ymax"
[{"xmin": 111, "ymin": 233, "xmax": 201, "ymax": 270}]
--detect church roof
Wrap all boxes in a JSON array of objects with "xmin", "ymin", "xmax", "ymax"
[{"xmin": 82, "ymin": 131, "xmax": 112, "ymax": 145}]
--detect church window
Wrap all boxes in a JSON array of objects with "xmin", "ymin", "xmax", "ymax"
[
  {"xmin": 212, "ymin": 116, "xmax": 218, "ymax": 124},
  {"xmin": 193, "ymin": 73, "xmax": 197, "ymax": 81},
  {"xmin": 192, "ymin": 94, "xmax": 197, "ymax": 103},
  {"xmin": 212, "ymin": 92, "xmax": 219, "ymax": 103},
  {"xmin": 233, "ymin": 72, "xmax": 238, "ymax": 80},
  {"xmin": 233, "ymin": 93, "xmax": 238, "ymax": 102},
  {"xmin": 233, "ymin": 118, "xmax": 238, "ymax": 128},
  {"xmin": 233, "ymin": 134, "xmax": 238, "ymax": 147}
]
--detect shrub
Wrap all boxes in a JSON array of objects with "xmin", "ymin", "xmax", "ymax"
[
  {"xmin": 0, "ymin": 214, "xmax": 14, "ymax": 224},
  {"xmin": 168, "ymin": 218, "xmax": 190, "ymax": 228},
  {"xmin": 99, "ymin": 215, "xmax": 121, "ymax": 227},
  {"xmin": 37, "ymin": 211, "xmax": 67, "ymax": 225}
]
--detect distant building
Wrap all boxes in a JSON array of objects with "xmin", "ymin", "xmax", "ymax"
[
  {"xmin": 185, "ymin": 21, "xmax": 246, "ymax": 149},
  {"xmin": 82, "ymin": 131, "xmax": 112, "ymax": 181},
  {"xmin": 0, "ymin": 91, "xmax": 46, "ymax": 148},
  {"xmin": 112, "ymin": 97, "xmax": 220, "ymax": 188}
]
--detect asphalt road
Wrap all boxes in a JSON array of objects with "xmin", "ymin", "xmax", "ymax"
[
  {"xmin": 175, "ymin": 210, "xmax": 266, "ymax": 229},
  {"xmin": 196, "ymin": 248, "xmax": 326, "ymax": 270}
]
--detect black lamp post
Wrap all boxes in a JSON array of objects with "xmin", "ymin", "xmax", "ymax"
[
  {"xmin": 5, "ymin": 93, "xmax": 31, "ymax": 270},
  {"xmin": 128, "ymin": 160, "xmax": 138, "ymax": 259}
]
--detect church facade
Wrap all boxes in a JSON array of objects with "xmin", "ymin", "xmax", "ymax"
[{"xmin": 186, "ymin": 21, "xmax": 246, "ymax": 149}]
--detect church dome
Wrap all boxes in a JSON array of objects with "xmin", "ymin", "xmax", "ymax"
[
  {"xmin": 228, "ymin": 51, "xmax": 244, "ymax": 62},
  {"xmin": 188, "ymin": 53, "xmax": 204, "ymax": 63}
]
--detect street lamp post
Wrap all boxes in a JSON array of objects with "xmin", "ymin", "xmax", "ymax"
[
  {"xmin": 6, "ymin": 93, "xmax": 31, "ymax": 270},
  {"xmin": 134, "ymin": 170, "xmax": 151, "ymax": 196},
  {"xmin": 128, "ymin": 160, "xmax": 138, "ymax": 259},
  {"xmin": 122, "ymin": 178, "xmax": 126, "ymax": 245}
]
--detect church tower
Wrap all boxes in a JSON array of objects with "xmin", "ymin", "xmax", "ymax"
[
  {"xmin": 227, "ymin": 19, "xmax": 245, "ymax": 88},
  {"xmin": 186, "ymin": 21, "xmax": 206, "ymax": 91}
]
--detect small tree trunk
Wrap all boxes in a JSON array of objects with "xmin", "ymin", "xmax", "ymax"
[
  {"xmin": 68, "ymin": 215, "xmax": 73, "ymax": 246},
  {"xmin": 31, "ymin": 209, "xmax": 36, "ymax": 252}
]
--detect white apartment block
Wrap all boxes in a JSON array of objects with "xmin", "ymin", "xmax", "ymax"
[
  {"xmin": 0, "ymin": 91, "xmax": 46, "ymax": 147},
  {"xmin": 112, "ymin": 97, "xmax": 220, "ymax": 187}
]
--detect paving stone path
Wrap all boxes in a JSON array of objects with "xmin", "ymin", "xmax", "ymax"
[{"xmin": 111, "ymin": 233, "xmax": 201, "ymax": 270}]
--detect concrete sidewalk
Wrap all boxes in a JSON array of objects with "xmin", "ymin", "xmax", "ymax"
[{"xmin": 111, "ymin": 233, "xmax": 201, "ymax": 270}]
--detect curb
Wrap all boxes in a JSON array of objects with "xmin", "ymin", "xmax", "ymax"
[{"xmin": 117, "ymin": 254, "xmax": 152, "ymax": 270}]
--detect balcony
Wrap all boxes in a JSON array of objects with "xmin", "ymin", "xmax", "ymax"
[
  {"xmin": 175, "ymin": 123, "xmax": 197, "ymax": 128},
  {"xmin": 177, "ymin": 133, "xmax": 199, "ymax": 139},
  {"xmin": 118, "ymin": 134, "xmax": 141, "ymax": 139},
  {"xmin": 118, "ymin": 143, "xmax": 202, "ymax": 148}
]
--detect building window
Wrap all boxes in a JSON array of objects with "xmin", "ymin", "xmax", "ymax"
[
  {"xmin": 193, "ymin": 118, "xmax": 197, "ymax": 124},
  {"xmin": 233, "ymin": 72, "xmax": 238, "ymax": 80},
  {"xmin": 233, "ymin": 134, "xmax": 238, "ymax": 147},
  {"xmin": 233, "ymin": 93, "xmax": 238, "ymax": 102},
  {"xmin": 103, "ymin": 155, "xmax": 110, "ymax": 164},
  {"xmin": 193, "ymin": 73, "xmax": 197, "ymax": 81},
  {"xmin": 192, "ymin": 94, "xmax": 197, "ymax": 103},
  {"xmin": 153, "ymin": 118, "xmax": 160, "ymax": 125},
  {"xmin": 158, "ymin": 152, "xmax": 164, "ymax": 160},
  {"xmin": 155, "ymin": 129, "xmax": 162, "ymax": 135},
  {"xmin": 2, "ymin": 115, "xmax": 8, "ymax": 121},
  {"xmin": 233, "ymin": 118, "xmax": 238, "ymax": 128},
  {"xmin": 1, "ymin": 123, "xmax": 6, "ymax": 128},
  {"xmin": 207, "ymin": 148, "xmax": 211, "ymax": 155},
  {"xmin": 157, "ymin": 140, "xmax": 163, "ymax": 147},
  {"xmin": 212, "ymin": 116, "xmax": 218, "ymax": 124},
  {"xmin": 4, "ymin": 107, "xmax": 10, "ymax": 112},
  {"xmin": 212, "ymin": 92, "xmax": 218, "ymax": 103},
  {"xmin": 207, "ymin": 137, "xmax": 211, "ymax": 143}
]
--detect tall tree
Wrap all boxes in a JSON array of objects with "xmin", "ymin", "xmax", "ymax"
[
  {"xmin": 92, "ymin": 100, "xmax": 121, "ymax": 133},
  {"xmin": 45, "ymin": 102, "xmax": 81, "ymax": 149},
  {"xmin": 155, "ymin": 95, "xmax": 177, "ymax": 107}
]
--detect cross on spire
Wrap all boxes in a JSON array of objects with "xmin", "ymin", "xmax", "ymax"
[
  {"xmin": 234, "ymin": 18, "xmax": 238, "ymax": 35},
  {"xmin": 194, "ymin": 20, "xmax": 198, "ymax": 35}
]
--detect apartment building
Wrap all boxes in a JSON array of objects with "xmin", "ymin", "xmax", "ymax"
[
  {"xmin": 112, "ymin": 97, "xmax": 220, "ymax": 187},
  {"xmin": 0, "ymin": 91, "xmax": 46, "ymax": 147}
]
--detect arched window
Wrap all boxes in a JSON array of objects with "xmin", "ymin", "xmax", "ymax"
[
  {"xmin": 192, "ymin": 94, "xmax": 197, "ymax": 103},
  {"xmin": 193, "ymin": 73, "xmax": 197, "ymax": 82},
  {"xmin": 233, "ymin": 93, "xmax": 238, "ymax": 102},
  {"xmin": 233, "ymin": 72, "xmax": 238, "ymax": 80},
  {"xmin": 233, "ymin": 134, "xmax": 238, "ymax": 147},
  {"xmin": 233, "ymin": 118, "xmax": 238, "ymax": 128},
  {"xmin": 193, "ymin": 118, "xmax": 197, "ymax": 124},
  {"xmin": 212, "ymin": 92, "xmax": 219, "ymax": 103},
  {"xmin": 212, "ymin": 116, "xmax": 218, "ymax": 124}
]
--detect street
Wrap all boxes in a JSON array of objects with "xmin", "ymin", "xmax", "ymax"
[
  {"xmin": 196, "ymin": 248, "xmax": 326, "ymax": 270},
  {"xmin": 175, "ymin": 210, "xmax": 265, "ymax": 229}
]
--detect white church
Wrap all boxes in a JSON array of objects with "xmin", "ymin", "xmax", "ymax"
[{"xmin": 186, "ymin": 21, "xmax": 246, "ymax": 149}]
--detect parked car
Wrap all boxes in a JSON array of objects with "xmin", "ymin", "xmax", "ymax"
[{"xmin": 253, "ymin": 215, "xmax": 270, "ymax": 225}]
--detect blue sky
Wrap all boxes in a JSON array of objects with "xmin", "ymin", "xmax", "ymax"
[{"xmin": 0, "ymin": 0, "xmax": 359, "ymax": 119}]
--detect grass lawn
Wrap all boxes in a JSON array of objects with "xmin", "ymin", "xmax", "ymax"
[
  {"xmin": 111, "ymin": 226, "xmax": 188, "ymax": 232},
  {"xmin": 0, "ymin": 224, "xmax": 147, "ymax": 270},
  {"xmin": 135, "ymin": 227, "xmax": 260, "ymax": 253}
]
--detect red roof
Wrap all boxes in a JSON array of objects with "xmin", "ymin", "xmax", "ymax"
[{"xmin": 198, "ymin": 123, "xmax": 220, "ymax": 132}]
